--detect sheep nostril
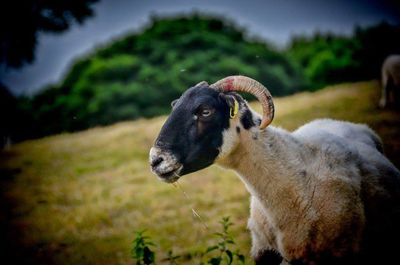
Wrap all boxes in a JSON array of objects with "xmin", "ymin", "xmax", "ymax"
[{"xmin": 151, "ymin": 157, "xmax": 164, "ymax": 167}]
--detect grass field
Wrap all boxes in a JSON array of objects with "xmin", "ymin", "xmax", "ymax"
[{"xmin": 1, "ymin": 81, "xmax": 399, "ymax": 265}]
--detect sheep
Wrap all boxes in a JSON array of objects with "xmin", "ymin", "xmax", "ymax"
[
  {"xmin": 380, "ymin": 54, "xmax": 400, "ymax": 108},
  {"xmin": 149, "ymin": 76, "xmax": 400, "ymax": 265}
]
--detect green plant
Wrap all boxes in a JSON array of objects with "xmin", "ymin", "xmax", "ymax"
[
  {"xmin": 131, "ymin": 230, "xmax": 156, "ymax": 265},
  {"xmin": 202, "ymin": 217, "xmax": 245, "ymax": 265},
  {"xmin": 130, "ymin": 217, "xmax": 246, "ymax": 265}
]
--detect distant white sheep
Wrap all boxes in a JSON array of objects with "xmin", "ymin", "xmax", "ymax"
[{"xmin": 380, "ymin": 54, "xmax": 400, "ymax": 108}]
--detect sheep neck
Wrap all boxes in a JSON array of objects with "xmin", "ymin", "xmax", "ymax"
[{"xmin": 218, "ymin": 125, "xmax": 315, "ymax": 227}]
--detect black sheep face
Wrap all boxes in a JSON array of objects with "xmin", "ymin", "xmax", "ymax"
[{"xmin": 149, "ymin": 83, "xmax": 242, "ymax": 183}]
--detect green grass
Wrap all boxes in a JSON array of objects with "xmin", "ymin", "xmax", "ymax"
[{"xmin": 1, "ymin": 81, "xmax": 399, "ymax": 264}]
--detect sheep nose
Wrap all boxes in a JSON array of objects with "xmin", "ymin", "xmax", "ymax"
[
  {"xmin": 149, "ymin": 147, "xmax": 167, "ymax": 170},
  {"xmin": 150, "ymin": 156, "xmax": 164, "ymax": 167}
]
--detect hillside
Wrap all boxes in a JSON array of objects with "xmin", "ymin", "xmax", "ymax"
[
  {"xmin": 19, "ymin": 14, "xmax": 304, "ymax": 138},
  {"xmin": 6, "ymin": 20, "xmax": 400, "ymax": 144},
  {"xmin": 1, "ymin": 81, "xmax": 399, "ymax": 264}
]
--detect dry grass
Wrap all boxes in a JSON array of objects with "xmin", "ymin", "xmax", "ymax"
[{"xmin": 0, "ymin": 81, "xmax": 399, "ymax": 264}]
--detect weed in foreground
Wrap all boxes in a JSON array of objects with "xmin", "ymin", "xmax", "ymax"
[
  {"xmin": 201, "ymin": 217, "xmax": 245, "ymax": 265},
  {"xmin": 131, "ymin": 217, "xmax": 246, "ymax": 265},
  {"xmin": 131, "ymin": 230, "xmax": 156, "ymax": 265}
]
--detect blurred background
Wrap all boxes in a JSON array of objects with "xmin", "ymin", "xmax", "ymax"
[{"xmin": 0, "ymin": 0, "xmax": 399, "ymax": 264}]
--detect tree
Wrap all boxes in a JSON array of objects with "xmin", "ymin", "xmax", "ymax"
[{"xmin": 0, "ymin": 0, "xmax": 99, "ymax": 68}]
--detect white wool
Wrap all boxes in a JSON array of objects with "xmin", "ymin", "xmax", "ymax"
[{"xmin": 216, "ymin": 104, "xmax": 400, "ymax": 264}]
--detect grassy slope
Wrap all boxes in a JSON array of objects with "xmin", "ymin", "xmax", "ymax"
[{"xmin": 0, "ymin": 81, "xmax": 399, "ymax": 265}]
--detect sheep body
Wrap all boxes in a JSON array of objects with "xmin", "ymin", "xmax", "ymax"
[
  {"xmin": 150, "ymin": 81, "xmax": 400, "ymax": 265},
  {"xmin": 216, "ymin": 107, "xmax": 400, "ymax": 264},
  {"xmin": 380, "ymin": 54, "xmax": 400, "ymax": 108}
]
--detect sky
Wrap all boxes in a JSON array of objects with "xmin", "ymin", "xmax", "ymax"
[{"xmin": 1, "ymin": 0, "xmax": 399, "ymax": 95}]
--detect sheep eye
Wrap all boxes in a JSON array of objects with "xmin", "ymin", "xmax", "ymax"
[{"xmin": 200, "ymin": 109, "xmax": 213, "ymax": 117}]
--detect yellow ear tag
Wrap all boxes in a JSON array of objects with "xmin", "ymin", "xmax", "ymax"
[{"xmin": 230, "ymin": 99, "xmax": 239, "ymax": 119}]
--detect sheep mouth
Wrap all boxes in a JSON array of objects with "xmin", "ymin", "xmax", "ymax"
[{"xmin": 155, "ymin": 165, "xmax": 183, "ymax": 183}]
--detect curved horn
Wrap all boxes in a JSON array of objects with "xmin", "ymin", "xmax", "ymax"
[{"xmin": 210, "ymin": 76, "xmax": 274, "ymax": 130}]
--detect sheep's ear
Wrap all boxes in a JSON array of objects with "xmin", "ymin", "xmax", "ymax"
[
  {"xmin": 195, "ymin": 81, "xmax": 209, "ymax": 87},
  {"xmin": 219, "ymin": 93, "xmax": 236, "ymax": 107},
  {"xmin": 219, "ymin": 94, "xmax": 239, "ymax": 119}
]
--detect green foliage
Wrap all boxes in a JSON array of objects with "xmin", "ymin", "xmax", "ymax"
[
  {"xmin": 131, "ymin": 230, "xmax": 156, "ymax": 265},
  {"xmin": 10, "ymin": 17, "xmax": 400, "ymax": 141},
  {"xmin": 287, "ymin": 22, "xmax": 400, "ymax": 90},
  {"xmin": 131, "ymin": 217, "xmax": 245, "ymax": 265},
  {"xmin": 202, "ymin": 217, "xmax": 245, "ymax": 265},
  {"xmin": 16, "ymin": 14, "xmax": 304, "ymax": 139},
  {"xmin": 288, "ymin": 33, "xmax": 360, "ymax": 90}
]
